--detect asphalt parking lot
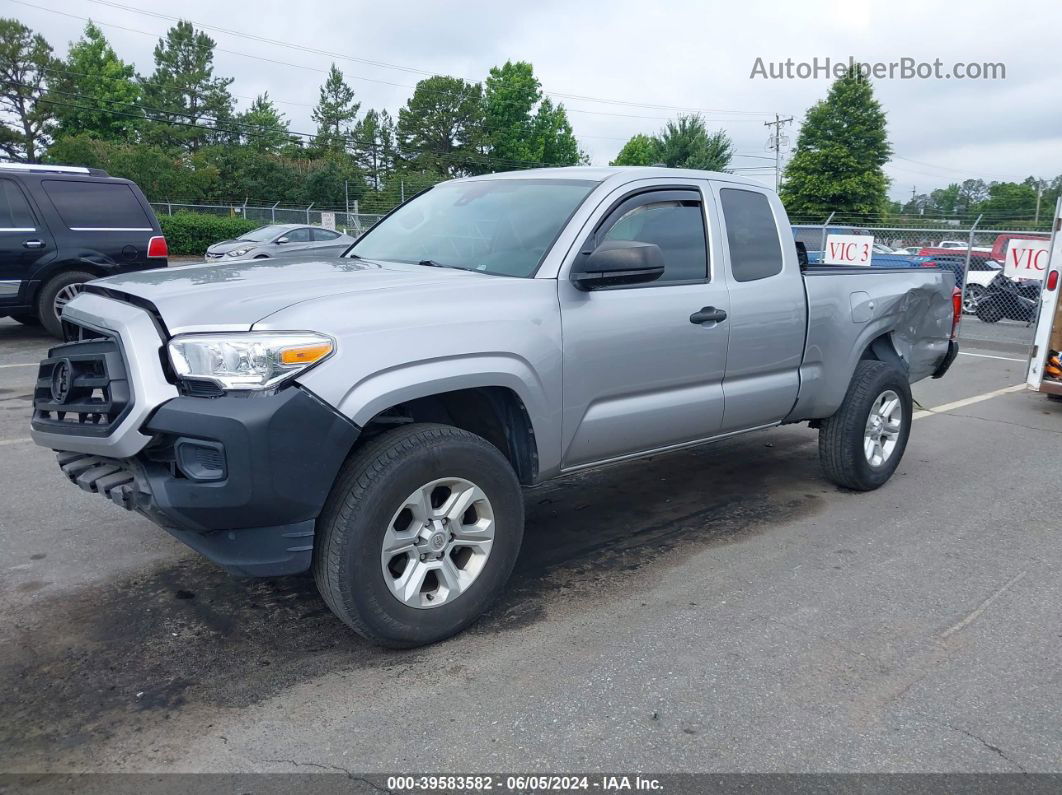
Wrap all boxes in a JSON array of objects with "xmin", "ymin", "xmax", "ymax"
[{"xmin": 1, "ymin": 316, "xmax": 1060, "ymax": 774}]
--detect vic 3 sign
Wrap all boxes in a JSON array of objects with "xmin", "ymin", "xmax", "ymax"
[
  {"xmin": 824, "ymin": 234, "xmax": 874, "ymax": 266},
  {"xmin": 1004, "ymin": 240, "xmax": 1050, "ymax": 281}
]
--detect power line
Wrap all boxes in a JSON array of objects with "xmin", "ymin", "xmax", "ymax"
[{"xmin": 82, "ymin": 0, "xmax": 780, "ymax": 118}]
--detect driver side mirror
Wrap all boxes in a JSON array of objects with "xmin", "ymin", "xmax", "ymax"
[
  {"xmin": 571, "ymin": 240, "xmax": 666, "ymax": 290},
  {"xmin": 275, "ymin": 236, "xmax": 289, "ymax": 244}
]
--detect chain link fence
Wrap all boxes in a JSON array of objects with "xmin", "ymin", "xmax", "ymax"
[
  {"xmin": 792, "ymin": 221, "xmax": 1052, "ymax": 354},
  {"xmin": 150, "ymin": 201, "xmax": 386, "ymax": 237}
]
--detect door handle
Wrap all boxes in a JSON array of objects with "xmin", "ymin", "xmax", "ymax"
[
  {"xmin": 689, "ymin": 306, "xmax": 727, "ymax": 324},
  {"xmin": 22, "ymin": 239, "xmax": 44, "ymax": 249}
]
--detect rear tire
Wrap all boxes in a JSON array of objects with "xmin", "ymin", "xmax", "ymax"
[
  {"xmin": 36, "ymin": 270, "xmax": 95, "ymax": 338},
  {"xmin": 313, "ymin": 423, "xmax": 524, "ymax": 648},
  {"xmin": 819, "ymin": 360, "xmax": 912, "ymax": 491},
  {"xmin": 962, "ymin": 284, "xmax": 986, "ymax": 314}
]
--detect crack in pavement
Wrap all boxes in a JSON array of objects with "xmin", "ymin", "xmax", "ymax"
[
  {"xmin": 263, "ymin": 759, "xmax": 393, "ymax": 792},
  {"xmin": 945, "ymin": 725, "xmax": 1028, "ymax": 773}
]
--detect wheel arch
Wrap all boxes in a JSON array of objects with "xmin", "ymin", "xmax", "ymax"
[{"xmin": 358, "ymin": 385, "xmax": 539, "ymax": 485}]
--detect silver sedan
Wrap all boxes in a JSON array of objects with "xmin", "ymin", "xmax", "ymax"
[{"xmin": 205, "ymin": 223, "xmax": 355, "ymax": 261}]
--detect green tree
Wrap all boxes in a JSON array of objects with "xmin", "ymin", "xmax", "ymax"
[
  {"xmin": 482, "ymin": 60, "xmax": 586, "ymax": 169},
  {"xmin": 352, "ymin": 108, "xmax": 397, "ymax": 190},
  {"xmin": 980, "ymin": 181, "xmax": 1038, "ymax": 214},
  {"xmin": 0, "ymin": 18, "xmax": 57, "ymax": 162},
  {"xmin": 299, "ymin": 156, "xmax": 365, "ymax": 207},
  {"xmin": 141, "ymin": 21, "xmax": 234, "ymax": 150},
  {"xmin": 397, "ymin": 76, "xmax": 484, "ymax": 177},
  {"xmin": 237, "ymin": 93, "xmax": 289, "ymax": 153},
  {"xmin": 780, "ymin": 71, "xmax": 891, "ymax": 216},
  {"xmin": 611, "ymin": 133, "xmax": 659, "ymax": 166},
  {"xmin": 48, "ymin": 22, "xmax": 140, "ymax": 142},
  {"xmin": 655, "ymin": 115, "xmax": 732, "ymax": 170},
  {"xmin": 483, "ymin": 60, "xmax": 541, "ymax": 165},
  {"xmin": 312, "ymin": 64, "xmax": 359, "ymax": 155},
  {"xmin": 530, "ymin": 97, "xmax": 582, "ymax": 166},
  {"xmin": 45, "ymin": 133, "xmax": 219, "ymax": 200}
]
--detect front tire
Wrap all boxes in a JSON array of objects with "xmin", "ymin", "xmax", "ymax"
[
  {"xmin": 819, "ymin": 360, "xmax": 912, "ymax": 491},
  {"xmin": 36, "ymin": 270, "xmax": 95, "ymax": 338},
  {"xmin": 313, "ymin": 423, "xmax": 524, "ymax": 648}
]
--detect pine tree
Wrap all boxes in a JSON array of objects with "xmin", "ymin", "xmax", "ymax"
[
  {"xmin": 312, "ymin": 64, "xmax": 359, "ymax": 155},
  {"xmin": 352, "ymin": 108, "xmax": 397, "ymax": 190},
  {"xmin": 0, "ymin": 18, "xmax": 57, "ymax": 162},
  {"xmin": 396, "ymin": 76, "xmax": 484, "ymax": 177},
  {"xmin": 237, "ymin": 92, "xmax": 289, "ymax": 153},
  {"xmin": 780, "ymin": 71, "xmax": 891, "ymax": 217},
  {"xmin": 141, "ymin": 21, "xmax": 234, "ymax": 151}
]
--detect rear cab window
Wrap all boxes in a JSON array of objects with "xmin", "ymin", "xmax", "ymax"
[
  {"xmin": 0, "ymin": 179, "xmax": 37, "ymax": 230},
  {"xmin": 41, "ymin": 180, "xmax": 153, "ymax": 230},
  {"xmin": 719, "ymin": 188, "xmax": 783, "ymax": 282}
]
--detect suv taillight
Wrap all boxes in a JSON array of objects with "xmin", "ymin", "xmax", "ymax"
[
  {"xmin": 147, "ymin": 235, "xmax": 168, "ymax": 258},
  {"xmin": 951, "ymin": 287, "xmax": 962, "ymax": 339}
]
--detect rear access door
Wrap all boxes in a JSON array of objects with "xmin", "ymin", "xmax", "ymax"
[{"xmin": 710, "ymin": 183, "xmax": 805, "ymax": 432}]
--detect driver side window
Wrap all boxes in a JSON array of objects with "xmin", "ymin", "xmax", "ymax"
[
  {"xmin": 284, "ymin": 227, "xmax": 311, "ymax": 243},
  {"xmin": 595, "ymin": 191, "xmax": 708, "ymax": 284}
]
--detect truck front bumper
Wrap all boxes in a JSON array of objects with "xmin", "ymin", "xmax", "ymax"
[{"xmin": 52, "ymin": 386, "xmax": 359, "ymax": 576}]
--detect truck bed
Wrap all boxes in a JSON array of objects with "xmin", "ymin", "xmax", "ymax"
[{"xmin": 787, "ymin": 266, "xmax": 956, "ymax": 421}]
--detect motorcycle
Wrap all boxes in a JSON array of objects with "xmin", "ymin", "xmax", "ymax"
[{"xmin": 974, "ymin": 272, "xmax": 1040, "ymax": 324}]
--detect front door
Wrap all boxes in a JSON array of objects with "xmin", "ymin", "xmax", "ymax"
[{"xmin": 559, "ymin": 184, "xmax": 730, "ymax": 468}]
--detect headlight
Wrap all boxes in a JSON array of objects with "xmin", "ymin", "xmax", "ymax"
[
  {"xmin": 227, "ymin": 247, "xmax": 251, "ymax": 257},
  {"xmin": 167, "ymin": 332, "xmax": 335, "ymax": 391}
]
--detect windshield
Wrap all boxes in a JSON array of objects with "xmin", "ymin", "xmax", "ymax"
[
  {"xmin": 349, "ymin": 178, "xmax": 598, "ymax": 277},
  {"xmin": 239, "ymin": 224, "xmax": 289, "ymax": 243}
]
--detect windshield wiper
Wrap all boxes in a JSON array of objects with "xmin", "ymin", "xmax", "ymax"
[{"xmin": 417, "ymin": 259, "xmax": 481, "ymax": 272}]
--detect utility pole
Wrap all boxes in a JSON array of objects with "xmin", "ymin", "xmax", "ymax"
[
  {"xmin": 764, "ymin": 113, "xmax": 793, "ymax": 191},
  {"xmin": 1035, "ymin": 181, "xmax": 1044, "ymax": 224}
]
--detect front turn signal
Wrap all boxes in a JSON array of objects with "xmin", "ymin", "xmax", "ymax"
[{"xmin": 279, "ymin": 342, "xmax": 334, "ymax": 365}]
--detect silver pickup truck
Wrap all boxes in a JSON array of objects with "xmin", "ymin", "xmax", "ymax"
[{"xmin": 30, "ymin": 167, "xmax": 959, "ymax": 647}]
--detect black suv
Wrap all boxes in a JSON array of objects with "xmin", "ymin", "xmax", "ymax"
[{"xmin": 0, "ymin": 163, "xmax": 167, "ymax": 337}]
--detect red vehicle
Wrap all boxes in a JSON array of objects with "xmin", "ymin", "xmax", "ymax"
[{"xmin": 918, "ymin": 233, "xmax": 1049, "ymax": 264}]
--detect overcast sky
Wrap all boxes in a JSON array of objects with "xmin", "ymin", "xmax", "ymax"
[{"xmin": 11, "ymin": 0, "xmax": 1062, "ymax": 203}]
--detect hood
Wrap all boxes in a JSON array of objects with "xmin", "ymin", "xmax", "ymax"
[
  {"xmin": 90, "ymin": 257, "xmax": 482, "ymax": 333},
  {"xmin": 206, "ymin": 239, "xmax": 255, "ymax": 254}
]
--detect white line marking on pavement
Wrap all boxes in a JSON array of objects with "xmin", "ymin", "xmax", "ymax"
[
  {"xmin": 941, "ymin": 570, "xmax": 1028, "ymax": 639},
  {"xmin": 0, "ymin": 362, "xmax": 38, "ymax": 368},
  {"xmin": 0, "ymin": 437, "xmax": 33, "ymax": 446},
  {"xmin": 913, "ymin": 384, "xmax": 1025, "ymax": 420},
  {"xmin": 958, "ymin": 352, "xmax": 1026, "ymax": 362}
]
